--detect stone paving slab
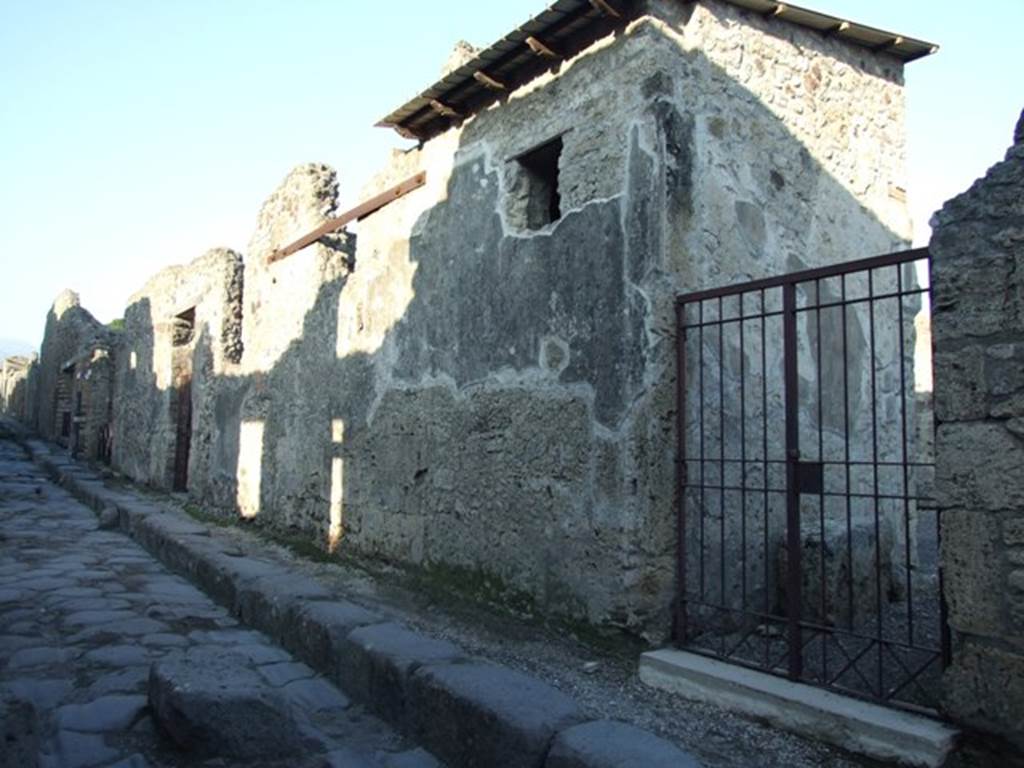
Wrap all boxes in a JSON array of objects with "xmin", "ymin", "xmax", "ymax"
[
  {"xmin": 545, "ymin": 719, "xmax": 703, "ymax": 768},
  {"xmin": 14, "ymin": 432, "xmax": 705, "ymax": 768},
  {"xmin": 408, "ymin": 661, "xmax": 585, "ymax": 768},
  {"xmin": 0, "ymin": 438, "xmax": 436, "ymax": 767}
]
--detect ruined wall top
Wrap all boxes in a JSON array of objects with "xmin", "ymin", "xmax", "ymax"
[
  {"xmin": 441, "ymin": 40, "xmax": 480, "ymax": 77},
  {"xmin": 248, "ymin": 163, "xmax": 338, "ymax": 264},
  {"xmin": 51, "ymin": 289, "xmax": 82, "ymax": 319},
  {"xmin": 932, "ymin": 106, "xmax": 1024, "ymax": 232}
]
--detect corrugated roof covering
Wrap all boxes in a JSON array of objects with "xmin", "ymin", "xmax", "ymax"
[{"xmin": 378, "ymin": 0, "xmax": 937, "ymax": 142}]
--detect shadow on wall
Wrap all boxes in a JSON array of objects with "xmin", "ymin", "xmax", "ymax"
[{"xmin": 122, "ymin": 15, "xmax": 916, "ymax": 644}]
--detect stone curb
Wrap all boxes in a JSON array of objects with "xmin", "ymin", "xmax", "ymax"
[{"xmin": 21, "ymin": 439, "xmax": 701, "ymax": 768}]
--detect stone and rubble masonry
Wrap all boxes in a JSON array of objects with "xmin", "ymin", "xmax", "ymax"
[
  {"xmin": 0, "ymin": 353, "xmax": 37, "ymax": 425},
  {"xmin": 931, "ymin": 108, "xmax": 1024, "ymax": 749},
  {"xmin": 182, "ymin": 0, "xmax": 913, "ymax": 647},
  {"xmin": 0, "ymin": 1, "xmax": 915, "ymax": 647},
  {"xmin": 33, "ymin": 290, "xmax": 111, "ymax": 442},
  {"xmin": 20, "ymin": 433, "xmax": 701, "ymax": 768},
  {"xmin": 111, "ymin": 247, "xmax": 243, "ymax": 490}
]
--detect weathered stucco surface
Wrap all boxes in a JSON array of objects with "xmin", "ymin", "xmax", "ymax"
[
  {"xmin": 7, "ymin": 0, "xmax": 919, "ymax": 645},
  {"xmin": 183, "ymin": 1, "xmax": 912, "ymax": 639},
  {"xmin": 931, "ymin": 110, "xmax": 1024, "ymax": 747},
  {"xmin": 112, "ymin": 248, "xmax": 243, "ymax": 489},
  {"xmin": 11, "ymin": 0, "xmax": 1024, "ymax": 752}
]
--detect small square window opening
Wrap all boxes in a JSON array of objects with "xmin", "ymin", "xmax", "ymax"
[{"xmin": 516, "ymin": 136, "xmax": 562, "ymax": 230}]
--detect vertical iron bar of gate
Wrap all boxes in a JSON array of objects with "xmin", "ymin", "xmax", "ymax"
[
  {"xmin": 675, "ymin": 299, "xmax": 688, "ymax": 643},
  {"xmin": 718, "ymin": 297, "xmax": 727, "ymax": 657},
  {"xmin": 783, "ymin": 282, "xmax": 803, "ymax": 680},
  {"xmin": 897, "ymin": 266, "xmax": 915, "ymax": 648},
  {"xmin": 868, "ymin": 269, "xmax": 884, "ymax": 698},
  {"xmin": 815, "ymin": 278, "xmax": 827, "ymax": 683},
  {"xmin": 761, "ymin": 289, "xmax": 770, "ymax": 670}
]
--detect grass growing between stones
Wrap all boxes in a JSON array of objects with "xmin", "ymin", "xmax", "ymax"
[
  {"xmin": 267, "ymin": 531, "xmax": 336, "ymax": 565},
  {"xmin": 411, "ymin": 561, "xmax": 538, "ymax": 617},
  {"xmin": 114, "ymin": 484, "xmax": 648, "ymax": 662},
  {"xmin": 182, "ymin": 502, "xmax": 232, "ymax": 528},
  {"xmin": 180, "ymin": 500, "xmax": 338, "ymax": 565},
  {"xmin": 402, "ymin": 561, "xmax": 646, "ymax": 661}
]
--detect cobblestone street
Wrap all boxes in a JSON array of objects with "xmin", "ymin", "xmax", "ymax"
[{"xmin": 0, "ymin": 439, "xmax": 436, "ymax": 768}]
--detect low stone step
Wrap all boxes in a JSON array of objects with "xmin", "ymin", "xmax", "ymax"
[{"xmin": 639, "ymin": 648, "xmax": 958, "ymax": 768}]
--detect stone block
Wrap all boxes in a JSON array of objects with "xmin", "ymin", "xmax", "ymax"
[
  {"xmin": 931, "ymin": 251, "xmax": 1021, "ymax": 340},
  {"xmin": 408, "ymin": 661, "xmax": 584, "ymax": 768},
  {"xmin": 942, "ymin": 640, "xmax": 1024, "ymax": 751},
  {"xmin": 232, "ymin": 575, "xmax": 332, "ymax": 642},
  {"xmin": 281, "ymin": 677, "xmax": 350, "ymax": 714},
  {"xmin": 192, "ymin": 551, "xmax": 283, "ymax": 610},
  {"xmin": 186, "ymin": 547, "xmax": 242, "ymax": 608},
  {"xmin": 148, "ymin": 649, "xmax": 322, "ymax": 759},
  {"xmin": 545, "ymin": 720, "xmax": 701, "ymax": 768},
  {"xmin": 991, "ymin": 392, "xmax": 1024, "ymax": 419},
  {"xmin": 381, "ymin": 748, "xmax": 443, "ymax": 768},
  {"xmin": 0, "ymin": 694, "xmax": 39, "ymax": 768},
  {"xmin": 986, "ymin": 343, "xmax": 1024, "ymax": 397},
  {"xmin": 40, "ymin": 730, "xmax": 119, "ymax": 768},
  {"xmin": 97, "ymin": 505, "xmax": 119, "ymax": 530},
  {"xmin": 1004, "ymin": 518, "xmax": 1024, "ymax": 547},
  {"xmin": 282, "ymin": 599, "xmax": 381, "ymax": 674},
  {"xmin": 935, "ymin": 422, "xmax": 1024, "ymax": 511},
  {"xmin": 933, "ymin": 347, "xmax": 987, "ymax": 422},
  {"xmin": 338, "ymin": 622, "xmax": 464, "ymax": 727},
  {"xmin": 56, "ymin": 695, "xmax": 146, "ymax": 732},
  {"xmin": 940, "ymin": 509, "xmax": 1006, "ymax": 638}
]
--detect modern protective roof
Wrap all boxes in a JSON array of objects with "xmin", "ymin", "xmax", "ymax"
[{"xmin": 377, "ymin": 0, "xmax": 937, "ymax": 142}]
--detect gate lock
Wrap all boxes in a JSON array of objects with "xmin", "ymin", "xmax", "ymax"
[{"xmin": 795, "ymin": 461, "xmax": 824, "ymax": 495}]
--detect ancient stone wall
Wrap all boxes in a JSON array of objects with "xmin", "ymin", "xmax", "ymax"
[
  {"xmin": 34, "ymin": 291, "xmax": 110, "ymax": 442},
  {"xmin": 111, "ymin": 248, "xmax": 243, "ymax": 490},
  {"xmin": 0, "ymin": 355, "xmax": 37, "ymax": 424},
  {"xmin": 931, "ymin": 110, "xmax": 1024, "ymax": 747},
  {"xmin": 194, "ymin": 2, "xmax": 912, "ymax": 640},
  {"xmin": 65, "ymin": 343, "xmax": 116, "ymax": 461}
]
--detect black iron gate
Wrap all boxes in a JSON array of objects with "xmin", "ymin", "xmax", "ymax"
[{"xmin": 674, "ymin": 248, "xmax": 950, "ymax": 711}]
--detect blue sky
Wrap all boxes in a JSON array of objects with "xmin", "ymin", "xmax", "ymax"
[{"xmin": 1, "ymin": 0, "xmax": 1020, "ymax": 350}]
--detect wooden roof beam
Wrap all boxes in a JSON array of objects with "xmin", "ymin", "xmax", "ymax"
[
  {"xmin": 267, "ymin": 172, "xmax": 427, "ymax": 264},
  {"xmin": 525, "ymin": 35, "xmax": 560, "ymax": 59},
  {"xmin": 473, "ymin": 70, "xmax": 507, "ymax": 91},
  {"xmin": 588, "ymin": 0, "xmax": 622, "ymax": 18},
  {"xmin": 429, "ymin": 99, "xmax": 462, "ymax": 119}
]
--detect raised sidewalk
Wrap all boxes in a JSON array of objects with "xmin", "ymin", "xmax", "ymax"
[{"xmin": 19, "ymin": 432, "xmax": 700, "ymax": 768}]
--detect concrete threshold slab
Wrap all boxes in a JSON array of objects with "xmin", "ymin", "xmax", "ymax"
[{"xmin": 639, "ymin": 649, "xmax": 958, "ymax": 767}]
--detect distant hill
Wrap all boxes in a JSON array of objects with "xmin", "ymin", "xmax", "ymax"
[{"xmin": 0, "ymin": 337, "xmax": 36, "ymax": 359}]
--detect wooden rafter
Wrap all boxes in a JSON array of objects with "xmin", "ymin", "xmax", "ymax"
[
  {"xmin": 588, "ymin": 0, "xmax": 621, "ymax": 18},
  {"xmin": 473, "ymin": 70, "xmax": 507, "ymax": 91},
  {"xmin": 429, "ymin": 100, "xmax": 462, "ymax": 119},
  {"xmin": 525, "ymin": 35, "xmax": 560, "ymax": 59}
]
